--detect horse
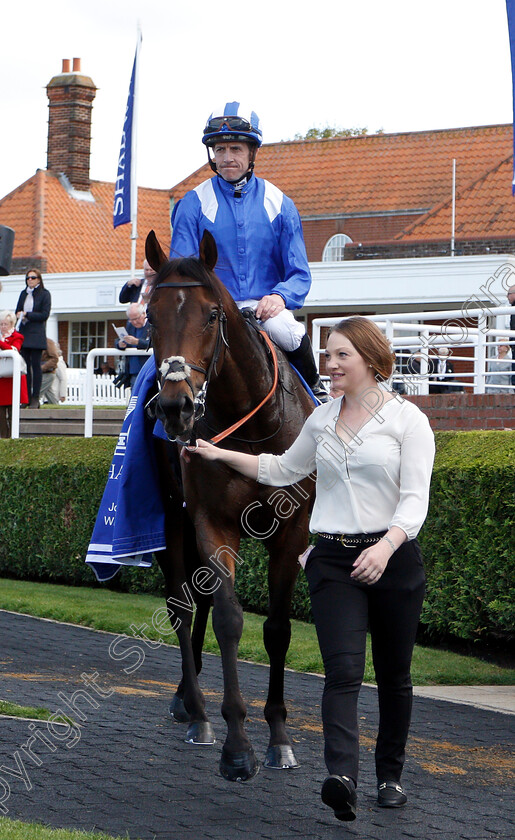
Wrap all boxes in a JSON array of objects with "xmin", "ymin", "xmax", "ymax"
[{"xmin": 145, "ymin": 228, "xmax": 315, "ymax": 782}]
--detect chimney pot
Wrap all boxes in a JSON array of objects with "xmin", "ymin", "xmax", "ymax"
[
  {"xmin": 72, "ymin": 57, "xmax": 81, "ymax": 72},
  {"xmin": 62, "ymin": 59, "xmax": 70, "ymax": 73}
]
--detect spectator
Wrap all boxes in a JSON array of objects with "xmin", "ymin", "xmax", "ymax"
[
  {"xmin": 119, "ymin": 260, "xmax": 157, "ymax": 305},
  {"xmin": 486, "ymin": 343, "xmax": 512, "ymax": 393},
  {"xmin": 115, "ymin": 303, "xmax": 151, "ymax": 388},
  {"xmin": 507, "ymin": 285, "xmax": 515, "ymax": 385},
  {"xmin": 429, "ymin": 346, "xmax": 457, "ymax": 393},
  {"xmin": 38, "ymin": 338, "xmax": 59, "ymax": 404},
  {"xmin": 94, "ymin": 362, "xmax": 116, "ymax": 376},
  {"xmin": 15, "ymin": 268, "xmax": 51, "ymax": 408},
  {"xmin": 47, "ymin": 345, "xmax": 68, "ymax": 404},
  {"xmin": 0, "ymin": 310, "xmax": 28, "ymax": 436}
]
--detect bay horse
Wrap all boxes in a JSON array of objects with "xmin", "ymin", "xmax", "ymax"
[{"xmin": 145, "ymin": 229, "xmax": 315, "ymax": 782}]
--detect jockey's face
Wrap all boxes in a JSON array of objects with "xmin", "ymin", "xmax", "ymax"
[{"xmin": 213, "ymin": 142, "xmax": 252, "ymax": 182}]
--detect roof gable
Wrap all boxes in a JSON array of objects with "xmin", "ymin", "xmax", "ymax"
[{"xmin": 0, "ymin": 171, "xmax": 172, "ymax": 273}]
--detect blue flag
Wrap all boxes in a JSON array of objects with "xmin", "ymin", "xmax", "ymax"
[
  {"xmin": 507, "ymin": 1, "xmax": 515, "ymax": 193},
  {"xmin": 113, "ymin": 32, "xmax": 142, "ymax": 227}
]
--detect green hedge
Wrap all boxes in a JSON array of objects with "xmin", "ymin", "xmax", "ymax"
[{"xmin": 0, "ymin": 432, "xmax": 513, "ymax": 644}]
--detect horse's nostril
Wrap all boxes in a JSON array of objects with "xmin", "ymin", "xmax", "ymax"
[{"xmin": 158, "ymin": 392, "xmax": 194, "ymax": 425}]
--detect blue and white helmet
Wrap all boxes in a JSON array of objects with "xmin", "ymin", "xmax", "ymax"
[{"xmin": 202, "ymin": 102, "xmax": 263, "ymax": 148}]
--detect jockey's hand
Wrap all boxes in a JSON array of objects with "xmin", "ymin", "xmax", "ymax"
[{"xmin": 255, "ymin": 294, "xmax": 286, "ymax": 322}]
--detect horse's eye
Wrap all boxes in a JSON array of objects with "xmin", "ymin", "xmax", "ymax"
[{"xmin": 208, "ymin": 310, "xmax": 218, "ymax": 324}]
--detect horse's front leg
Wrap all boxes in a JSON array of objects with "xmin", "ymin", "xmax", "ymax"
[
  {"xmin": 156, "ymin": 548, "xmax": 216, "ymax": 746},
  {"xmin": 198, "ymin": 526, "xmax": 259, "ymax": 782},
  {"xmin": 262, "ymin": 515, "xmax": 310, "ymax": 770}
]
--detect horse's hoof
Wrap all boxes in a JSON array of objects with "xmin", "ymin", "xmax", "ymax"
[
  {"xmin": 185, "ymin": 721, "xmax": 216, "ymax": 745},
  {"xmin": 263, "ymin": 744, "xmax": 300, "ymax": 770},
  {"xmin": 219, "ymin": 747, "xmax": 260, "ymax": 782},
  {"xmin": 169, "ymin": 695, "xmax": 190, "ymax": 723}
]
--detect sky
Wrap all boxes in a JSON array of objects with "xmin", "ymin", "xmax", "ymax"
[{"xmin": 0, "ymin": 0, "xmax": 513, "ymax": 201}]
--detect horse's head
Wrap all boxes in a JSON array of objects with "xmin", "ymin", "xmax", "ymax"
[{"xmin": 145, "ymin": 230, "xmax": 228, "ymax": 442}]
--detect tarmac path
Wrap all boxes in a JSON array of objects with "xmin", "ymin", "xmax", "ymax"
[{"xmin": 0, "ymin": 610, "xmax": 513, "ymax": 840}]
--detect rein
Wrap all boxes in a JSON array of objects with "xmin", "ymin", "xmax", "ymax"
[
  {"xmin": 151, "ymin": 279, "xmax": 280, "ymax": 446},
  {"xmin": 210, "ymin": 330, "xmax": 278, "ymax": 445}
]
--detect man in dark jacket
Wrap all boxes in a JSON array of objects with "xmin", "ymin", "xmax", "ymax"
[{"xmin": 118, "ymin": 260, "xmax": 157, "ymax": 305}]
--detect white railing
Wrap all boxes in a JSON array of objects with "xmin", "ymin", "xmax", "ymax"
[
  {"xmin": 0, "ymin": 349, "xmax": 22, "ymax": 439},
  {"xmin": 312, "ymin": 305, "xmax": 515, "ymax": 396},
  {"xmin": 84, "ymin": 347, "xmax": 153, "ymax": 438},
  {"xmin": 65, "ymin": 370, "xmax": 129, "ymax": 406}
]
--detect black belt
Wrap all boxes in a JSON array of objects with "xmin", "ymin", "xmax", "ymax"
[{"xmin": 317, "ymin": 531, "xmax": 386, "ymax": 548}]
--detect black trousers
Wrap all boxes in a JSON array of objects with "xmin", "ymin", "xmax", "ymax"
[
  {"xmin": 21, "ymin": 348, "xmax": 43, "ymax": 400},
  {"xmin": 305, "ymin": 536, "xmax": 425, "ymax": 786}
]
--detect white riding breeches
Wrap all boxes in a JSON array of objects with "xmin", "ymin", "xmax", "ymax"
[{"xmin": 236, "ymin": 299, "xmax": 305, "ymax": 352}]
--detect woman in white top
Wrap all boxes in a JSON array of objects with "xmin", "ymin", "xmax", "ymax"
[{"xmin": 189, "ymin": 317, "xmax": 435, "ymax": 822}]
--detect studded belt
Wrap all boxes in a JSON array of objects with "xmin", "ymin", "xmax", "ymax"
[{"xmin": 317, "ymin": 531, "xmax": 386, "ymax": 548}]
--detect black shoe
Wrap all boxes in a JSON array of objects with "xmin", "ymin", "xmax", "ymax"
[
  {"xmin": 321, "ymin": 774, "xmax": 357, "ymax": 821},
  {"xmin": 377, "ymin": 780, "xmax": 407, "ymax": 808}
]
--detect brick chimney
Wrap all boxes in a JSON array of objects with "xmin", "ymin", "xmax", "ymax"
[{"xmin": 46, "ymin": 58, "xmax": 97, "ymax": 191}]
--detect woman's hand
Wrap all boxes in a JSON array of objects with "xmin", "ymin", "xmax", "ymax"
[
  {"xmin": 350, "ymin": 539, "xmax": 392, "ymax": 585},
  {"xmin": 186, "ymin": 439, "xmax": 220, "ymax": 460},
  {"xmin": 182, "ymin": 439, "xmax": 259, "ymax": 479}
]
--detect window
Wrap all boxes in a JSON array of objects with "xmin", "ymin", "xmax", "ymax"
[
  {"xmin": 70, "ymin": 321, "xmax": 107, "ymax": 368},
  {"xmin": 322, "ymin": 233, "xmax": 353, "ymax": 262}
]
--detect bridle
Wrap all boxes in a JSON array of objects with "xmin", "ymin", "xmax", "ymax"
[{"xmin": 148, "ymin": 279, "xmax": 279, "ymax": 446}]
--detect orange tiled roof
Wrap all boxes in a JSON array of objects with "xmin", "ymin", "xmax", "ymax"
[
  {"xmin": 396, "ymin": 155, "xmax": 515, "ymax": 241},
  {"xmin": 170, "ymin": 124, "xmax": 513, "ymax": 219},
  {"xmin": 1, "ymin": 124, "xmax": 512, "ymax": 274},
  {"xmin": 0, "ymin": 170, "xmax": 171, "ymax": 273}
]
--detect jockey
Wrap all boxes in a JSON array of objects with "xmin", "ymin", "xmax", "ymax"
[{"xmin": 170, "ymin": 102, "xmax": 329, "ymax": 402}]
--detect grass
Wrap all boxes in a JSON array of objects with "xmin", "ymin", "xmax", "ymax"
[
  {"xmin": 0, "ymin": 578, "xmax": 513, "ymax": 686},
  {"xmin": 0, "ymin": 700, "xmax": 53, "ymax": 720},
  {"xmin": 0, "ymin": 819, "xmax": 132, "ymax": 840}
]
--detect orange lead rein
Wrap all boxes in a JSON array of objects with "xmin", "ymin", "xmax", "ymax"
[{"xmin": 210, "ymin": 330, "xmax": 279, "ymax": 445}]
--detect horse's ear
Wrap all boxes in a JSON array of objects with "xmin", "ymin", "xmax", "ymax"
[
  {"xmin": 145, "ymin": 230, "xmax": 168, "ymax": 273},
  {"xmin": 199, "ymin": 230, "xmax": 218, "ymax": 272}
]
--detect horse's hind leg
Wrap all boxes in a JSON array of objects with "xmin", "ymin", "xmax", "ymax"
[{"xmin": 262, "ymin": 526, "xmax": 306, "ymax": 770}]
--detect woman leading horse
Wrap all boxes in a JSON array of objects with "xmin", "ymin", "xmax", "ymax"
[{"xmin": 145, "ymin": 228, "xmax": 315, "ymax": 782}]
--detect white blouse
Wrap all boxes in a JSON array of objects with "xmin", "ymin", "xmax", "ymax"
[{"xmin": 257, "ymin": 394, "xmax": 435, "ymax": 540}]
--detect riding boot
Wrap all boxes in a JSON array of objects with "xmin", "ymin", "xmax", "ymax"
[{"xmin": 286, "ymin": 334, "xmax": 330, "ymax": 403}]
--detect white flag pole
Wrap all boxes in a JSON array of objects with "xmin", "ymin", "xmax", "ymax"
[
  {"xmin": 451, "ymin": 158, "xmax": 456, "ymax": 258},
  {"xmin": 130, "ymin": 27, "xmax": 142, "ymax": 278}
]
